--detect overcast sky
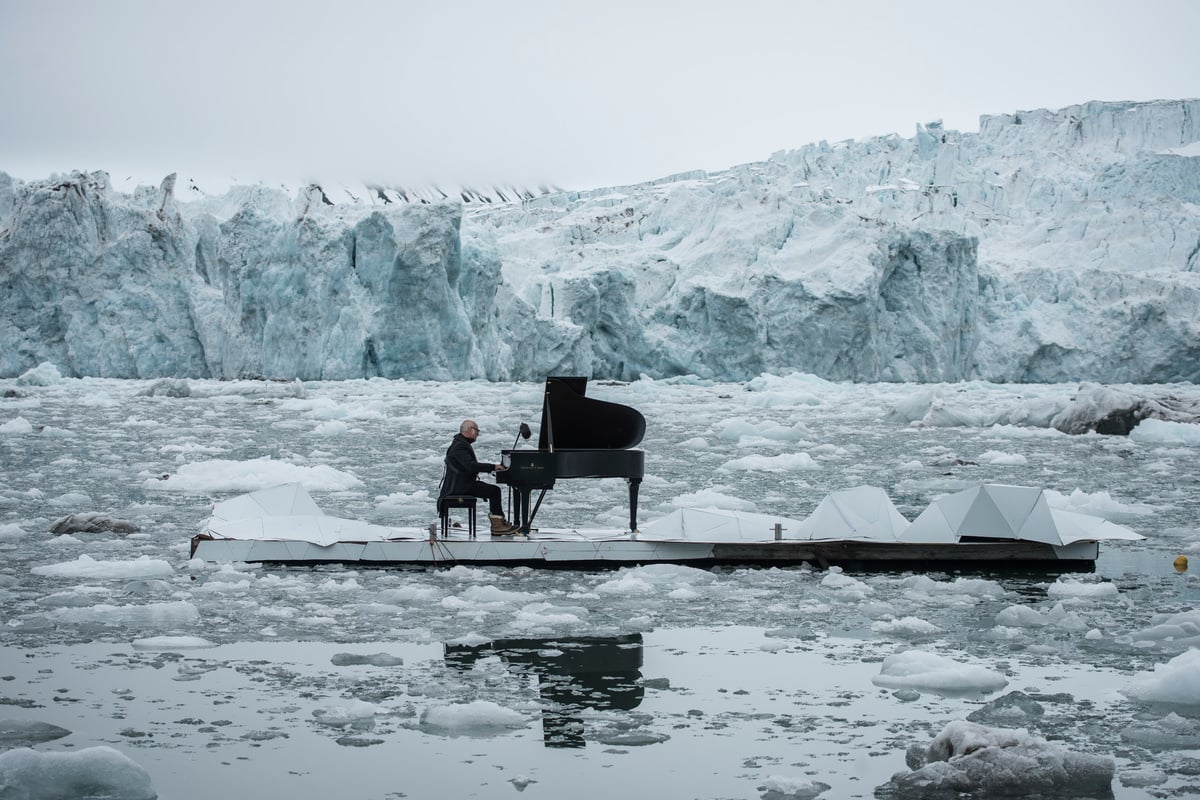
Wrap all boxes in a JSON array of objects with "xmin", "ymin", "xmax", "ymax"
[{"xmin": 2, "ymin": 0, "xmax": 1197, "ymax": 191}]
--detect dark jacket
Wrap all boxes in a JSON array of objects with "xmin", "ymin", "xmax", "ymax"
[{"xmin": 437, "ymin": 433, "xmax": 495, "ymax": 501}]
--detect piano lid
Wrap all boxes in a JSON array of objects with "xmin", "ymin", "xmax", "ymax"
[{"xmin": 538, "ymin": 377, "xmax": 646, "ymax": 451}]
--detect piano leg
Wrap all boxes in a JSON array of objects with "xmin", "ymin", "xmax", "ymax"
[
  {"xmin": 627, "ymin": 477, "xmax": 641, "ymax": 532},
  {"xmin": 514, "ymin": 488, "xmax": 531, "ymax": 534}
]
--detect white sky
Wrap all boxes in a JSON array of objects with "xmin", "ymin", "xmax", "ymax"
[{"xmin": 2, "ymin": 0, "xmax": 1198, "ymax": 191}]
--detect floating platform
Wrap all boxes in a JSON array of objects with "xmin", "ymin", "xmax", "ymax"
[{"xmin": 189, "ymin": 484, "xmax": 1142, "ymax": 571}]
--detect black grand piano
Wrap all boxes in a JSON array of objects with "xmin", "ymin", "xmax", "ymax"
[{"xmin": 497, "ymin": 377, "xmax": 646, "ymax": 534}]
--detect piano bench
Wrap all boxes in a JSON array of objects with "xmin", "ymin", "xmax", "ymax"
[{"xmin": 439, "ymin": 495, "xmax": 478, "ymax": 538}]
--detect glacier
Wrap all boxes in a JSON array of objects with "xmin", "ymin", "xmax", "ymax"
[{"xmin": 1, "ymin": 98, "xmax": 1198, "ymax": 382}]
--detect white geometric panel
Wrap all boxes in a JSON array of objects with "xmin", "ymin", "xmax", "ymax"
[
  {"xmin": 957, "ymin": 489, "xmax": 1018, "ymax": 538},
  {"xmin": 898, "ymin": 503, "xmax": 959, "ymax": 543},
  {"xmin": 934, "ymin": 485, "xmax": 982, "ymax": 530},
  {"xmin": 1011, "ymin": 492, "xmax": 1064, "ymax": 544},
  {"xmin": 796, "ymin": 486, "xmax": 910, "ymax": 541},
  {"xmin": 982, "ymin": 484, "xmax": 1044, "ymax": 534}
]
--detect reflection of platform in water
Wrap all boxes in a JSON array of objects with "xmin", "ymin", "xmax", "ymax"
[{"xmin": 445, "ymin": 634, "xmax": 644, "ymax": 748}]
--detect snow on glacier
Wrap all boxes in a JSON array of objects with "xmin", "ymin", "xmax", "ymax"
[{"xmin": 2, "ymin": 99, "xmax": 1199, "ymax": 383}]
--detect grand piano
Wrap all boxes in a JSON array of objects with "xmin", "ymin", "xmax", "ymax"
[{"xmin": 497, "ymin": 377, "xmax": 646, "ymax": 534}]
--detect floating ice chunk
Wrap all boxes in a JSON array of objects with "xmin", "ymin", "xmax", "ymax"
[
  {"xmin": 330, "ymin": 652, "xmax": 403, "ymax": 667},
  {"xmin": 15, "ymin": 362, "xmax": 62, "ymax": 385},
  {"xmin": 872, "ymin": 616, "xmax": 944, "ymax": 638},
  {"xmin": 717, "ymin": 418, "xmax": 810, "ymax": 443},
  {"xmin": 821, "ymin": 569, "xmax": 874, "ymax": 598},
  {"xmin": 888, "ymin": 388, "xmax": 939, "ymax": 423},
  {"xmin": 759, "ymin": 774, "xmax": 832, "ymax": 799},
  {"xmin": 0, "ymin": 523, "xmax": 28, "ymax": 541},
  {"xmin": 593, "ymin": 730, "xmax": 669, "ymax": 746},
  {"xmin": 313, "ymin": 419, "xmax": 350, "ymax": 436},
  {"xmin": 915, "ymin": 398, "xmax": 983, "ymax": 428},
  {"xmin": 1132, "ymin": 609, "xmax": 1200, "ymax": 647},
  {"xmin": 901, "ymin": 575, "xmax": 1007, "ymax": 600},
  {"xmin": 446, "ymin": 632, "xmax": 492, "ymax": 647},
  {"xmin": 419, "ymin": 700, "xmax": 527, "ymax": 734},
  {"xmin": 596, "ymin": 564, "xmax": 715, "ymax": 596},
  {"xmin": 139, "ymin": 378, "xmax": 191, "ymax": 397},
  {"xmin": 0, "ymin": 416, "xmax": 34, "ymax": 435},
  {"xmin": 1124, "ymin": 649, "xmax": 1200, "ymax": 706},
  {"xmin": 49, "ymin": 512, "xmax": 140, "ymax": 534},
  {"xmin": 1130, "ymin": 418, "xmax": 1200, "ymax": 446},
  {"xmin": 131, "ymin": 635, "xmax": 215, "ymax": 650},
  {"xmin": 373, "ymin": 488, "xmax": 435, "ymax": 516},
  {"xmin": 512, "ymin": 601, "xmax": 588, "ymax": 628},
  {"xmin": 1119, "ymin": 767, "xmax": 1169, "ymax": 787},
  {"xmin": 965, "ymin": 690, "xmax": 1045, "ymax": 724},
  {"xmin": 32, "ymin": 554, "xmax": 173, "ymax": 580},
  {"xmin": 0, "ymin": 720, "xmax": 72, "ymax": 748},
  {"xmin": 976, "ymin": 450, "xmax": 1027, "ymax": 466},
  {"xmin": 1120, "ymin": 713, "xmax": 1200, "ymax": 748},
  {"xmin": 667, "ymin": 488, "xmax": 757, "ymax": 511},
  {"xmin": 510, "ymin": 775, "xmax": 538, "ymax": 791},
  {"xmin": 0, "ymin": 746, "xmax": 155, "ymax": 800},
  {"xmin": 377, "ymin": 585, "xmax": 442, "ymax": 603},
  {"xmin": 880, "ymin": 720, "xmax": 1114, "ymax": 797},
  {"xmin": 995, "ymin": 604, "xmax": 1049, "ymax": 628},
  {"xmin": 45, "ymin": 600, "xmax": 200, "ymax": 627},
  {"xmin": 312, "ymin": 699, "xmax": 382, "ymax": 728},
  {"xmin": 1043, "ymin": 602, "xmax": 1088, "ymax": 631},
  {"xmin": 47, "ymin": 491, "xmax": 92, "ymax": 508},
  {"xmin": 457, "ymin": 585, "xmax": 545, "ymax": 605},
  {"xmin": 871, "ymin": 650, "xmax": 1008, "ymax": 694},
  {"xmin": 1044, "ymin": 488, "xmax": 1155, "ymax": 522},
  {"xmin": 149, "ymin": 456, "xmax": 363, "ymax": 492},
  {"xmin": 720, "ymin": 452, "xmax": 820, "ymax": 472},
  {"xmin": 1046, "ymin": 576, "xmax": 1119, "ymax": 600}
]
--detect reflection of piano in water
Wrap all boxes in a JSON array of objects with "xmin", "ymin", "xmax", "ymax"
[
  {"xmin": 444, "ymin": 634, "xmax": 644, "ymax": 748},
  {"xmin": 497, "ymin": 377, "xmax": 646, "ymax": 534}
]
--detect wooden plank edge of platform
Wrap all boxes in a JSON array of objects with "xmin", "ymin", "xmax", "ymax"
[{"xmin": 190, "ymin": 538, "xmax": 1098, "ymax": 572}]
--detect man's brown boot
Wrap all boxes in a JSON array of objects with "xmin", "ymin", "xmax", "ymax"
[{"xmin": 488, "ymin": 513, "xmax": 518, "ymax": 535}]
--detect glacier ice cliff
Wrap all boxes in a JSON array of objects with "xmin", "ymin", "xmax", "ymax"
[{"xmin": 1, "ymin": 98, "xmax": 1198, "ymax": 382}]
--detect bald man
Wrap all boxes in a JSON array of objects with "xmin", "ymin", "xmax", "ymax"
[{"xmin": 437, "ymin": 419, "xmax": 518, "ymax": 535}]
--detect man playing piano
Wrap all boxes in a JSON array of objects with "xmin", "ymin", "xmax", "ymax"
[{"xmin": 438, "ymin": 420, "xmax": 519, "ymax": 535}]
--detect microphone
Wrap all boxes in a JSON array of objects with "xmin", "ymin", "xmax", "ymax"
[{"xmin": 511, "ymin": 422, "xmax": 532, "ymax": 450}]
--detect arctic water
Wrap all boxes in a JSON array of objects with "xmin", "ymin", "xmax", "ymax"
[{"xmin": 2, "ymin": 374, "xmax": 1199, "ymax": 799}]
